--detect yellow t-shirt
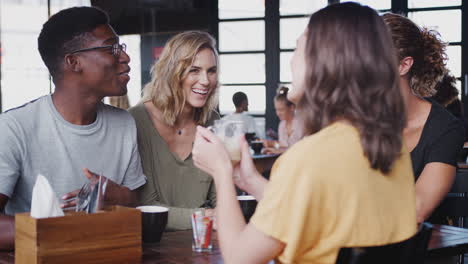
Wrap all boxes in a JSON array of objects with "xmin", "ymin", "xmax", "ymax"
[{"xmin": 251, "ymin": 122, "xmax": 417, "ymax": 264}]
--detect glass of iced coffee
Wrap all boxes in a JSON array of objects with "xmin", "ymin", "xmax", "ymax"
[{"xmin": 213, "ymin": 120, "xmax": 244, "ymax": 166}]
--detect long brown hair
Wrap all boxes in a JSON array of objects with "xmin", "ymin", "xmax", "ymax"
[
  {"xmin": 298, "ymin": 2, "xmax": 405, "ymax": 174},
  {"xmin": 383, "ymin": 13, "xmax": 447, "ymax": 97}
]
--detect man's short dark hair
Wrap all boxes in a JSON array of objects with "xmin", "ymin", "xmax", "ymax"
[
  {"xmin": 38, "ymin": 6, "xmax": 109, "ymax": 79},
  {"xmin": 232, "ymin": 92, "xmax": 248, "ymax": 108}
]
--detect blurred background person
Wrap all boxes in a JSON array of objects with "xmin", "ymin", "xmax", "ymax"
[
  {"xmin": 129, "ymin": 31, "xmax": 219, "ymax": 230},
  {"xmin": 262, "ymin": 86, "xmax": 303, "ymax": 154},
  {"xmin": 383, "ymin": 13, "xmax": 465, "ymax": 224},
  {"xmin": 222, "ymin": 91, "xmax": 261, "ymax": 142},
  {"xmin": 192, "ymin": 3, "xmax": 416, "ymax": 263}
]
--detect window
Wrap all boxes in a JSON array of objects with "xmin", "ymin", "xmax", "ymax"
[
  {"xmin": 218, "ymin": 0, "xmax": 264, "ymax": 19},
  {"xmin": 216, "ymin": 0, "xmax": 466, "ymax": 133},
  {"xmin": 279, "ymin": 0, "xmax": 327, "ymax": 16},
  {"xmin": 0, "ymin": 0, "xmax": 91, "ymax": 111},
  {"xmin": 353, "ymin": 0, "xmax": 391, "ymax": 10},
  {"xmin": 218, "ymin": 2, "xmax": 266, "ymax": 117},
  {"xmin": 219, "ymin": 54, "xmax": 265, "ymax": 84},
  {"xmin": 408, "ymin": 0, "xmax": 461, "ymax": 8},
  {"xmin": 408, "ymin": 10, "xmax": 461, "ymax": 43},
  {"xmin": 1, "ymin": 1, "xmax": 49, "ymax": 111},
  {"xmin": 280, "ymin": 17, "xmax": 308, "ymax": 50},
  {"xmin": 219, "ymin": 21, "xmax": 265, "ymax": 52},
  {"xmin": 280, "ymin": 52, "xmax": 293, "ymax": 83},
  {"xmin": 446, "ymin": 45, "xmax": 462, "ymax": 78},
  {"xmin": 279, "ymin": 2, "xmax": 327, "ymax": 96},
  {"xmin": 119, "ymin": 35, "xmax": 142, "ymax": 107}
]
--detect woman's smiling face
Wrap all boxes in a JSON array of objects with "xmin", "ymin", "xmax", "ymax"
[{"xmin": 182, "ymin": 48, "xmax": 218, "ymax": 109}]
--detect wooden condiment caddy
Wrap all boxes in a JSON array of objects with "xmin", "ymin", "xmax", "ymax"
[{"xmin": 15, "ymin": 206, "xmax": 142, "ymax": 264}]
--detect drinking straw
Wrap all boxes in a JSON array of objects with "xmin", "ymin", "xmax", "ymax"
[{"xmin": 191, "ymin": 213, "xmax": 199, "ymax": 247}]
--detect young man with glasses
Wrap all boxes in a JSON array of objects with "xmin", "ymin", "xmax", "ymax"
[{"xmin": 0, "ymin": 7, "xmax": 146, "ymax": 250}]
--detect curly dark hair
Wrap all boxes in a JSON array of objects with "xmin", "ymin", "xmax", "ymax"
[
  {"xmin": 38, "ymin": 6, "xmax": 109, "ymax": 79},
  {"xmin": 432, "ymin": 73, "xmax": 459, "ymax": 107},
  {"xmin": 382, "ymin": 13, "xmax": 447, "ymax": 97},
  {"xmin": 298, "ymin": 2, "xmax": 405, "ymax": 174}
]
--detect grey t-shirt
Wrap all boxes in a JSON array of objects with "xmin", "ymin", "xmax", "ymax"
[{"xmin": 0, "ymin": 95, "xmax": 146, "ymax": 215}]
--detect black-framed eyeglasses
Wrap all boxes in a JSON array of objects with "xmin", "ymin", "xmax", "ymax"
[{"xmin": 68, "ymin": 43, "xmax": 127, "ymax": 58}]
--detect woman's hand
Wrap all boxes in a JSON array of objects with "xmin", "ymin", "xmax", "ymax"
[
  {"xmin": 261, "ymin": 147, "xmax": 282, "ymax": 155},
  {"xmin": 261, "ymin": 139, "xmax": 276, "ymax": 148},
  {"xmin": 233, "ymin": 137, "xmax": 267, "ymax": 199},
  {"xmin": 192, "ymin": 126, "xmax": 233, "ymax": 180}
]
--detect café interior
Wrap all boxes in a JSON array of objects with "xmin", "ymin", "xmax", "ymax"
[{"xmin": 0, "ymin": 0, "xmax": 468, "ymax": 263}]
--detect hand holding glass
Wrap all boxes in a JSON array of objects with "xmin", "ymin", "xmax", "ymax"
[{"xmin": 213, "ymin": 120, "xmax": 244, "ymax": 166}]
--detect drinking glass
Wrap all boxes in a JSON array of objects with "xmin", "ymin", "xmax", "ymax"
[
  {"xmin": 191, "ymin": 210, "xmax": 214, "ymax": 252},
  {"xmin": 213, "ymin": 120, "xmax": 244, "ymax": 166},
  {"xmin": 76, "ymin": 174, "xmax": 108, "ymax": 213}
]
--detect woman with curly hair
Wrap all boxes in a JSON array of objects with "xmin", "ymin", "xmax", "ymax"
[
  {"xmin": 129, "ymin": 31, "xmax": 219, "ymax": 230},
  {"xmin": 192, "ymin": 3, "xmax": 416, "ymax": 263},
  {"xmin": 383, "ymin": 13, "xmax": 465, "ymax": 224}
]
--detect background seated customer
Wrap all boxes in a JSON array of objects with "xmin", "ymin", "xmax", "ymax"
[
  {"xmin": 192, "ymin": 3, "xmax": 417, "ymax": 263},
  {"xmin": 0, "ymin": 6, "xmax": 146, "ymax": 250},
  {"xmin": 262, "ymin": 86, "xmax": 303, "ymax": 154},
  {"xmin": 222, "ymin": 91, "xmax": 262, "ymax": 140},
  {"xmin": 129, "ymin": 31, "xmax": 218, "ymax": 230},
  {"xmin": 383, "ymin": 13, "xmax": 465, "ymax": 224}
]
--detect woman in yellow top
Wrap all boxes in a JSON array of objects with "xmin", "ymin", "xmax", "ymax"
[{"xmin": 192, "ymin": 3, "xmax": 417, "ymax": 264}]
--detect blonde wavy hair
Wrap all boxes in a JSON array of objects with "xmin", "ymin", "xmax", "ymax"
[{"xmin": 142, "ymin": 31, "xmax": 219, "ymax": 126}]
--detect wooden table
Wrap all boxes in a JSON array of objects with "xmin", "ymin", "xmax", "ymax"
[
  {"xmin": 2, "ymin": 225, "xmax": 468, "ymax": 263},
  {"xmin": 0, "ymin": 231, "xmax": 222, "ymax": 264},
  {"xmin": 253, "ymin": 153, "xmax": 279, "ymax": 174},
  {"xmin": 142, "ymin": 230, "xmax": 222, "ymax": 264}
]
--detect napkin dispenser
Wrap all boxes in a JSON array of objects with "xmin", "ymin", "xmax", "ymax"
[{"xmin": 15, "ymin": 205, "xmax": 141, "ymax": 264}]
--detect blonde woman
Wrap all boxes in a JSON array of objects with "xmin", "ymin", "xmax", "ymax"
[{"xmin": 129, "ymin": 31, "xmax": 219, "ymax": 230}]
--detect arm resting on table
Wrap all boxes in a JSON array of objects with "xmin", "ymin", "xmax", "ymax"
[
  {"xmin": 216, "ymin": 176, "xmax": 285, "ymax": 264},
  {"xmin": 415, "ymin": 163, "xmax": 456, "ymax": 223},
  {"xmin": 105, "ymin": 183, "xmax": 139, "ymax": 208}
]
